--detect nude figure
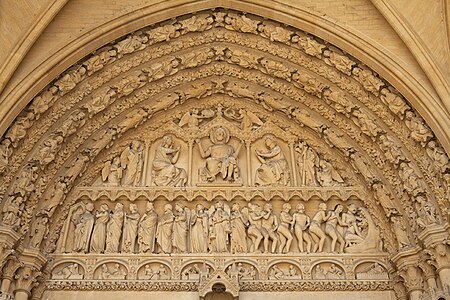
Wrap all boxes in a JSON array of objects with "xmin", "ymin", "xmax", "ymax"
[{"xmin": 292, "ymin": 203, "xmax": 313, "ymax": 253}]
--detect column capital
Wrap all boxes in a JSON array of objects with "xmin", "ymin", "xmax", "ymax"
[
  {"xmin": 14, "ymin": 266, "xmax": 41, "ymax": 295},
  {"xmin": 2, "ymin": 256, "xmax": 22, "ymax": 280},
  {"xmin": 0, "ymin": 226, "xmax": 21, "ymax": 269},
  {"xmin": 397, "ymin": 265, "xmax": 424, "ymax": 293},
  {"xmin": 424, "ymin": 242, "xmax": 450, "ymax": 272}
]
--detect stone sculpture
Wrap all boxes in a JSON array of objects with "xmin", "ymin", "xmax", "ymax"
[
  {"xmin": 209, "ymin": 201, "xmax": 231, "ymax": 253},
  {"xmin": 197, "ymin": 126, "xmax": 241, "ymax": 183},
  {"xmin": 152, "ymin": 134, "xmax": 187, "ymax": 187},
  {"xmin": 308, "ymin": 203, "xmax": 330, "ymax": 253},
  {"xmin": 156, "ymin": 204, "xmax": 175, "ymax": 253},
  {"xmin": 255, "ymin": 135, "xmax": 290, "ymax": 186},
  {"xmin": 137, "ymin": 202, "xmax": 158, "ymax": 253},
  {"xmin": 229, "ymin": 203, "xmax": 248, "ymax": 254},
  {"xmin": 121, "ymin": 203, "xmax": 140, "ymax": 253},
  {"xmin": 52, "ymin": 263, "xmax": 83, "ymax": 280},
  {"xmin": 292, "ymin": 204, "xmax": 312, "ymax": 253},
  {"xmin": 121, "ymin": 140, "xmax": 144, "ymax": 186},
  {"xmin": 72, "ymin": 202, "xmax": 95, "ymax": 253},
  {"xmin": 172, "ymin": 203, "xmax": 189, "ymax": 253},
  {"xmin": 29, "ymin": 214, "xmax": 49, "ymax": 249},
  {"xmin": 190, "ymin": 204, "xmax": 209, "ymax": 253},
  {"xmin": 296, "ymin": 141, "xmax": 319, "ymax": 186},
  {"xmin": 90, "ymin": 204, "xmax": 110, "ymax": 253},
  {"xmin": 278, "ymin": 203, "xmax": 294, "ymax": 253},
  {"xmin": 105, "ymin": 203, "xmax": 124, "ymax": 253}
]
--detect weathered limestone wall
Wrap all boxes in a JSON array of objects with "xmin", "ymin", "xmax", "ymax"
[{"xmin": 43, "ymin": 290, "xmax": 397, "ymax": 300}]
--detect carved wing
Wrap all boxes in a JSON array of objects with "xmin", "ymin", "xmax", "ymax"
[
  {"xmin": 223, "ymin": 108, "xmax": 240, "ymax": 121},
  {"xmin": 178, "ymin": 112, "xmax": 191, "ymax": 127},
  {"xmin": 101, "ymin": 161, "xmax": 111, "ymax": 182},
  {"xmin": 246, "ymin": 111, "xmax": 264, "ymax": 126},
  {"xmin": 331, "ymin": 168, "xmax": 345, "ymax": 183},
  {"xmin": 120, "ymin": 147, "xmax": 130, "ymax": 168},
  {"xmin": 208, "ymin": 204, "xmax": 216, "ymax": 217},
  {"xmin": 223, "ymin": 203, "xmax": 231, "ymax": 216}
]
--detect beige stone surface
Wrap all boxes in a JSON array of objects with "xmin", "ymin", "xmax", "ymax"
[
  {"xmin": 0, "ymin": 2, "xmax": 449, "ymax": 300},
  {"xmin": 42, "ymin": 290, "xmax": 396, "ymax": 300},
  {"xmin": 0, "ymin": 0, "xmax": 449, "ymax": 151}
]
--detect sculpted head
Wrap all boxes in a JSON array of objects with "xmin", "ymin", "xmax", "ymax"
[
  {"xmin": 282, "ymin": 203, "xmax": 291, "ymax": 212},
  {"xmin": 318, "ymin": 203, "xmax": 327, "ymax": 211},
  {"xmin": 264, "ymin": 135, "xmax": 276, "ymax": 149},
  {"xmin": 115, "ymin": 203, "xmax": 124, "ymax": 211},
  {"xmin": 334, "ymin": 204, "xmax": 343, "ymax": 213},
  {"xmin": 164, "ymin": 204, "xmax": 172, "ymax": 212},
  {"xmin": 210, "ymin": 126, "xmax": 229, "ymax": 144},
  {"xmin": 131, "ymin": 140, "xmax": 141, "ymax": 150},
  {"xmin": 146, "ymin": 202, "xmax": 154, "ymax": 212},
  {"xmin": 162, "ymin": 134, "xmax": 173, "ymax": 147},
  {"xmin": 196, "ymin": 204, "xmax": 204, "ymax": 212},
  {"xmin": 175, "ymin": 203, "xmax": 184, "ymax": 212},
  {"xmin": 347, "ymin": 203, "xmax": 358, "ymax": 213},
  {"xmin": 100, "ymin": 204, "xmax": 109, "ymax": 212},
  {"xmin": 130, "ymin": 203, "xmax": 138, "ymax": 213},
  {"xmin": 85, "ymin": 202, "xmax": 94, "ymax": 212},
  {"xmin": 296, "ymin": 203, "xmax": 305, "ymax": 212},
  {"xmin": 216, "ymin": 201, "xmax": 224, "ymax": 210}
]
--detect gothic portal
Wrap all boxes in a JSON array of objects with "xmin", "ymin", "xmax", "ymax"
[{"xmin": 0, "ymin": 4, "xmax": 449, "ymax": 300}]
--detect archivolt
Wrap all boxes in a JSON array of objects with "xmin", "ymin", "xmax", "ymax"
[{"xmin": 0, "ymin": 8, "xmax": 448, "ymax": 281}]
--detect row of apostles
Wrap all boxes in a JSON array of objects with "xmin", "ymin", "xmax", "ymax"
[{"xmin": 68, "ymin": 200, "xmax": 366, "ymax": 255}]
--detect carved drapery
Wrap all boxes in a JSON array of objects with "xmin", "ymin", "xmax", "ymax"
[{"xmin": 0, "ymin": 9, "xmax": 448, "ymax": 300}]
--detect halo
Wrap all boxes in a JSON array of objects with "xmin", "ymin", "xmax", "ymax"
[{"xmin": 209, "ymin": 126, "xmax": 230, "ymax": 144}]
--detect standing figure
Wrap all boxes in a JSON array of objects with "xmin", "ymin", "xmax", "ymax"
[
  {"xmin": 296, "ymin": 141, "xmax": 319, "ymax": 186},
  {"xmin": 255, "ymin": 135, "xmax": 290, "ymax": 186},
  {"xmin": 230, "ymin": 203, "xmax": 248, "ymax": 253},
  {"xmin": 172, "ymin": 203, "xmax": 189, "ymax": 253},
  {"xmin": 121, "ymin": 203, "xmax": 140, "ymax": 253},
  {"xmin": 121, "ymin": 140, "xmax": 144, "ymax": 186},
  {"xmin": 292, "ymin": 204, "xmax": 312, "ymax": 253},
  {"xmin": 341, "ymin": 204, "xmax": 364, "ymax": 247},
  {"xmin": 137, "ymin": 202, "xmax": 158, "ymax": 253},
  {"xmin": 190, "ymin": 204, "xmax": 209, "ymax": 253},
  {"xmin": 277, "ymin": 203, "xmax": 294, "ymax": 253},
  {"xmin": 247, "ymin": 203, "xmax": 264, "ymax": 253},
  {"xmin": 90, "ymin": 204, "xmax": 110, "ymax": 253},
  {"xmin": 105, "ymin": 203, "xmax": 124, "ymax": 253},
  {"xmin": 308, "ymin": 203, "xmax": 331, "ymax": 252},
  {"xmin": 209, "ymin": 201, "xmax": 231, "ymax": 252},
  {"xmin": 156, "ymin": 204, "xmax": 174, "ymax": 253},
  {"xmin": 196, "ymin": 126, "xmax": 242, "ymax": 182},
  {"xmin": 261, "ymin": 204, "xmax": 279, "ymax": 253},
  {"xmin": 72, "ymin": 202, "xmax": 95, "ymax": 253},
  {"xmin": 391, "ymin": 217, "xmax": 411, "ymax": 249},
  {"xmin": 29, "ymin": 214, "xmax": 49, "ymax": 249},
  {"xmin": 102, "ymin": 157, "xmax": 123, "ymax": 186},
  {"xmin": 325, "ymin": 204, "xmax": 345, "ymax": 253},
  {"xmin": 152, "ymin": 134, "xmax": 187, "ymax": 187}
]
